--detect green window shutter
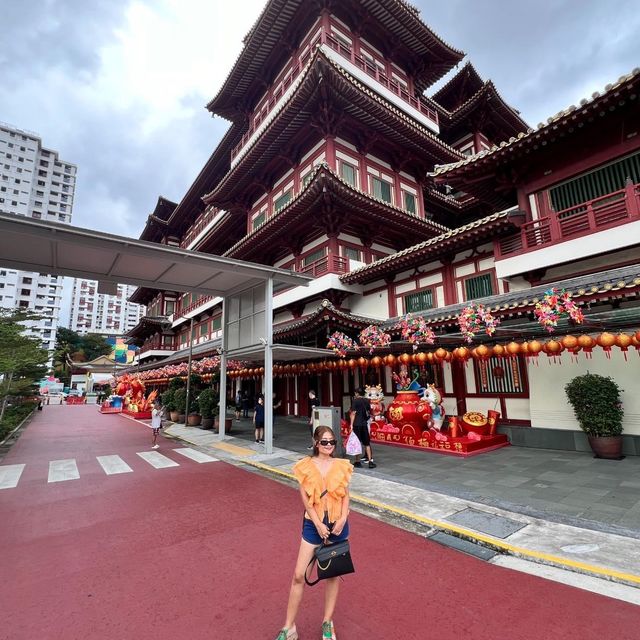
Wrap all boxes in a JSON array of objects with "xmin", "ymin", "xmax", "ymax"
[
  {"xmin": 212, "ymin": 316, "xmax": 222, "ymax": 331},
  {"xmin": 344, "ymin": 246, "xmax": 360, "ymax": 261},
  {"xmin": 464, "ymin": 274, "xmax": 494, "ymax": 300},
  {"xmin": 404, "ymin": 289, "xmax": 433, "ymax": 313},
  {"xmin": 340, "ymin": 163, "xmax": 356, "ymax": 186},
  {"xmin": 303, "ymin": 248, "xmax": 326, "ymax": 266},
  {"xmin": 372, "ymin": 177, "xmax": 392, "ymax": 203},
  {"xmin": 200, "ymin": 323, "xmax": 208, "ymax": 336},
  {"xmin": 403, "ymin": 191, "xmax": 416, "ymax": 214},
  {"xmin": 273, "ymin": 190, "xmax": 292, "ymax": 212},
  {"xmin": 252, "ymin": 211, "xmax": 266, "ymax": 230}
]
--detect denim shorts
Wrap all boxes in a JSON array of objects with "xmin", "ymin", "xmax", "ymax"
[{"xmin": 302, "ymin": 513, "xmax": 350, "ymax": 545}]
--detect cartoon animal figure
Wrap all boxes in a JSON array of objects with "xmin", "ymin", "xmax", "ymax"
[
  {"xmin": 364, "ymin": 384, "xmax": 386, "ymax": 422},
  {"xmin": 424, "ymin": 384, "xmax": 446, "ymax": 431}
]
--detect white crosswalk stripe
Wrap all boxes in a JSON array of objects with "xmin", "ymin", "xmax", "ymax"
[
  {"xmin": 97, "ymin": 455, "xmax": 133, "ymax": 475},
  {"xmin": 48, "ymin": 459, "xmax": 80, "ymax": 483},
  {"xmin": 0, "ymin": 464, "xmax": 25, "ymax": 489},
  {"xmin": 136, "ymin": 451, "xmax": 180, "ymax": 469},
  {"xmin": 172, "ymin": 447, "xmax": 218, "ymax": 463}
]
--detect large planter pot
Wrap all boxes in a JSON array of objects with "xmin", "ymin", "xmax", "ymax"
[
  {"xmin": 169, "ymin": 411, "xmax": 180, "ymax": 423},
  {"xmin": 588, "ymin": 435, "xmax": 624, "ymax": 460},
  {"xmin": 176, "ymin": 413, "xmax": 186, "ymax": 424},
  {"xmin": 187, "ymin": 413, "xmax": 202, "ymax": 426},
  {"xmin": 215, "ymin": 417, "xmax": 233, "ymax": 434},
  {"xmin": 201, "ymin": 417, "xmax": 215, "ymax": 430}
]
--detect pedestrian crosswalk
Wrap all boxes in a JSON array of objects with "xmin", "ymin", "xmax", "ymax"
[{"xmin": 0, "ymin": 447, "xmax": 218, "ymax": 489}]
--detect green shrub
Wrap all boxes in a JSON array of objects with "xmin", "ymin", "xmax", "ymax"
[
  {"xmin": 162, "ymin": 388, "xmax": 176, "ymax": 412},
  {"xmin": 565, "ymin": 373, "xmax": 624, "ymax": 437},
  {"xmin": 198, "ymin": 388, "xmax": 219, "ymax": 419},
  {"xmin": 173, "ymin": 388, "xmax": 187, "ymax": 414},
  {"xmin": 0, "ymin": 402, "xmax": 37, "ymax": 440},
  {"xmin": 168, "ymin": 377, "xmax": 185, "ymax": 391}
]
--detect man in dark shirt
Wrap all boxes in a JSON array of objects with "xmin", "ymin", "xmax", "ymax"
[
  {"xmin": 307, "ymin": 390, "xmax": 320, "ymax": 450},
  {"xmin": 253, "ymin": 394, "xmax": 265, "ymax": 444},
  {"xmin": 350, "ymin": 387, "xmax": 376, "ymax": 468}
]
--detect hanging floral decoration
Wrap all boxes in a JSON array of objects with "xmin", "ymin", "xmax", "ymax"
[
  {"xmin": 327, "ymin": 331, "xmax": 359, "ymax": 358},
  {"xmin": 533, "ymin": 288, "xmax": 584, "ymax": 333},
  {"xmin": 394, "ymin": 314, "xmax": 436, "ymax": 350},
  {"xmin": 358, "ymin": 325, "xmax": 391, "ymax": 354},
  {"xmin": 457, "ymin": 303, "xmax": 500, "ymax": 343}
]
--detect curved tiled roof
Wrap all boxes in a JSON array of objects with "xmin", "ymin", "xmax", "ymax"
[
  {"xmin": 223, "ymin": 163, "xmax": 449, "ymax": 261},
  {"xmin": 205, "ymin": 48, "xmax": 465, "ymax": 207},
  {"xmin": 431, "ymin": 67, "xmax": 640, "ymax": 179},
  {"xmin": 340, "ymin": 206, "xmax": 520, "ymax": 284},
  {"xmin": 209, "ymin": 0, "xmax": 464, "ymax": 119},
  {"xmin": 431, "ymin": 61, "xmax": 485, "ymax": 111}
]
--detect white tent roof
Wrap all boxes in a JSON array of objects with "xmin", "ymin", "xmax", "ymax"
[{"xmin": 0, "ymin": 212, "xmax": 312, "ymax": 295}]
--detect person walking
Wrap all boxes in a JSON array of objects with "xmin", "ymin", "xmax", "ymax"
[
  {"xmin": 235, "ymin": 389, "xmax": 242, "ymax": 421},
  {"xmin": 150, "ymin": 401, "xmax": 163, "ymax": 449},
  {"xmin": 350, "ymin": 387, "xmax": 376, "ymax": 468},
  {"xmin": 274, "ymin": 425, "xmax": 353, "ymax": 640},
  {"xmin": 242, "ymin": 391, "xmax": 250, "ymax": 419},
  {"xmin": 253, "ymin": 394, "xmax": 265, "ymax": 444},
  {"xmin": 307, "ymin": 390, "xmax": 320, "ymax": 450}
]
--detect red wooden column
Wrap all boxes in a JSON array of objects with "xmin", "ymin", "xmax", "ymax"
[
  {"xmin": 326, "ymin": 135, "xmax": 337, "ymax": 171},
  {"xmin": 385, "ymin": 275, "xmax": 397, "ymax": 317},
  {"xmin": 450, "ymin": 360, "xmax": 468, "ymax": 417},
  {"xmin": 440, "ymin": 255, "xmax": 457, "ymax": 306}
]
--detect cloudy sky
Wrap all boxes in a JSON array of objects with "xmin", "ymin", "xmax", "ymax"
[{"xmin": 2, "ymin": 0, "xmax": 639, "ymax": 240}]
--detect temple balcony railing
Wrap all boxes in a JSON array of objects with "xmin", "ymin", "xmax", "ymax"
[
  {"xmin": 230, "ymin": 32, "xmax": 439, "ymax": 163},
  {"xmin": 140, "ymin": 343, "xmax": 175, "ymax": 354},
  {"xmin": 494, "ymin": 180, "xmax": 640, "ymax": 279},
  {"xmin": 180, "ymin": 207, "xmax": 220, "ymax": 249},
  {"xmin": 297, "ymin": 254, "xmax": 349, "ymax": 278},
  {"xmin": 174, "ymin": 294, "xmax": 216, "ymax": 319}
]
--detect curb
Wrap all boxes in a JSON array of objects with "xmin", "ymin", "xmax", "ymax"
[{"xmin": 243, "ymin": 459, "xmax": 640, "ymax": 589}]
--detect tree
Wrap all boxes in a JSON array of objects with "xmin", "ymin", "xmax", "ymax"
[
  {"xmin": 53, "ymin": 329, "xmax": 112, "ymax": 382},
  {"xmin": 0, "ymin": 309, "xmax": 48, "ymax": 422},
  {"xmin": 81, "ymin": 333, "xmax": 112, "ymax": 361}
]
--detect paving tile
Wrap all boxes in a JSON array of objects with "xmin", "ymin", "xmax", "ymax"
[{"xmin": 445, "ymin": 508, "xmax": 525, "ymax": 538}]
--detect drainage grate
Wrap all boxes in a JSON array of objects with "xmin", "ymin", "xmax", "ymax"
[
  {"xmin": 428, "ymin": 532, "xmax": 498, "ymax": 561},
  {"xmin": 445, "ymin": 508, "xmax": 526, "ymax": 538}
]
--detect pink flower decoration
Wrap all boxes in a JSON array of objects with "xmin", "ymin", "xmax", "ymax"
[
  {"xmin": 327, "ymin": 331, "xmax": 359, "ymax": 358},
  {"xmin": 534, "ymin": 288, "xmax": 584, "ymax": 333},
  {"xmin": 394, "ymin": 314, "xmax": 436, "ymax": 350},
  {"xmin": 457, "ymin": 303, "xmax": 500, "ymax": 343},
  {"xmin": 358, "ymin": 325, "xmax": 391, "ymax": 354}
]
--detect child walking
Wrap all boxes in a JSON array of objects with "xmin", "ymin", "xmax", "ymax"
[{"xmin": 150, "ymin": 401, "xmax": 163, "ymax": 449}]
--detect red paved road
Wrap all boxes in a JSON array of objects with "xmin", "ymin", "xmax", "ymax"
[{"xmin": 1, "ymin": 406, "xmax": 638, "ymax": 639}]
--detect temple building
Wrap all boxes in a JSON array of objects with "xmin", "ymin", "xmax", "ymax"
[{"xmin": 126, "ymin": 0, "xmax": 640, "ymax": 454}]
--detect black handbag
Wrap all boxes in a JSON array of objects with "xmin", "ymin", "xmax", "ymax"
[{"xmin": 304, "ymin": 540, "xmax": 354, "ymax": 586}]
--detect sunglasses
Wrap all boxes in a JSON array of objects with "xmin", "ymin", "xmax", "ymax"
[{"xmin": 318, "ymin": 439, "xmax": 337, "ymax": 446}]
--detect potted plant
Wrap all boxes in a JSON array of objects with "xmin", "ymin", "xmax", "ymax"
[
  {"xmin": 173, "ymin": 388, "xmax": 187, "ymax": 424},
  {"xmin": 187, "ymin": 395, "xmax": 201, "ymax": 426},
  {"xmin": 565, "ymin": 373, "xmax": 624, "ymax": 459},
  {"xmin": 161, "ymin": 388, "xmax": 175, "ymax": 422},
  {"xmin": 198, "ymin": 388, "xmax": 218, "ymax": 430}
]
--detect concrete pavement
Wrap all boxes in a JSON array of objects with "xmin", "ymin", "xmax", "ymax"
[{"xmin": 159, "ymin": 414, "xmax": 640, "ymax": 603}]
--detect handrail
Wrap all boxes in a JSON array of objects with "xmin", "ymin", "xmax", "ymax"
[
  {"xmin": 230, "ymin": 31, "xmax": 438, "ymax": 161},
  {"xmin": 297, "ymin": 254, "xmax": 349, "ymax": 278}
]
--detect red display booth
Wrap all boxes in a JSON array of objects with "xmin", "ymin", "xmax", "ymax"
[{"xmin": 342, "ymin": 391, "xmax": 508, "ymax": 458}]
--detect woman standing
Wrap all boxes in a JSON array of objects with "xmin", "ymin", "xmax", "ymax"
[{"xmin": 274, "ymin": 426, "xmax": 353, "ymax": 640}]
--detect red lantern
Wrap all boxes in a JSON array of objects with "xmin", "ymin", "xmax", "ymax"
[
  {"xmin": 435, "ymin": 347, "xmax": 448, "ymax": 361},
  {"xmin": 307, "ymin": 362, "xmax": 316, "ymax": 373},
  {"xmin": 371, "ymin": 355, "xmax": 383, "ymax": 368},
  {"xmin": 453, "ymin": 346, "xmax": 470, "ymax": 361},
  {"xmin": 492, "ymin": 344, "xmax": 505, "ymax": 358},
  {"xmin": 283, "ymin": 364, "xmax": 292, "ymax": 376},
  {"xmin": 338, "ymin": 359, "xmax": 348, "ymax": 370},
  {"xmin": 615, "ymin": 333, "xmax": 632, "ymax": 360},
  {"xmin": 527, "ymin": 339, "xmax": 543, "ymax": 363},
  {"xmin": 357, "ymin": 356, "xmax": 368, "ymax": 370},
  {"xmin": 544, "ymin": 339, "xmax": 564, "ymax": 363},
  {"xmin": 413, "ymin": 351, "xmax": 427, "ymax": 365},
  {"xmin": 476, "ymin": 344, "xmax": 492, "ymax": 360},
  {"xmin": 347, "ymin": 358, "xmax": 358, "ymax": 370},
  {"xmin": 577, "ymin": 334, "xmax": 596, "ymax": 358},
  {"xmin": 258, "ymin": 367, "xmax": 265, "ymax": 375},
  {"xmin": 561, "ymin": 335, "xmax": 580, "ymax": 361},
  {"xmin": 506, "ymin": 341, "xmax": 521, "ymax": 357},
  {"xmin": 398, "ymin": 353, "xmax": 412, "ymax": 365},
  {"xmin": 596, "ymin": 332, "xmax": 616, "ymax": 359},
  {"xmin": 384, "ymin": 354, "xmax": 396, "ymax": 367},
  {"xmin": 426, "ymin": 352, "xmax": 436, "ymax": 365}
]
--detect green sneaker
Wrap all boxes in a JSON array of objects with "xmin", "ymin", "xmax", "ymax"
[{"xmin": 322, "ymin": 620, "xmax": 336, "ymax": 639}]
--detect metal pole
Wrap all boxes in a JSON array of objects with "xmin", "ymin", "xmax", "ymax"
[
  {"xmin": 264, "ymin": 276, "xmax": 274, "ymax": 454},
  {"xmin": 185, "ymin": 316, "xmax": 194, "ymax": 420},
  {"xmin": 219, "ymin": 297, "xmax": 228, "ymax": 437}
]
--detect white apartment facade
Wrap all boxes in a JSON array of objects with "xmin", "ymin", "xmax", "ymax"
[
  {"xmin": 68, "ymin": 280, "xmax": 145, "ymax": 336},
  {"xmin": 0, "ymin": 122, "xmax": 76, "ymax": 357}
]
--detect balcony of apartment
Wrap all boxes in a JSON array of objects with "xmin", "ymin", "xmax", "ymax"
[
  {"xmin": 230, "ymin": 31, "xmax": 439, "ymax": 164},
  {"xmin": 494, "ymin": 180, "xmax": 640, "ymax": 279}
]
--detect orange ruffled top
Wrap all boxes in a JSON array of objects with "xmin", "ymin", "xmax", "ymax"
[{"xmin": 293, "ymin": 457, "xmax": 353, "ymax": 523}]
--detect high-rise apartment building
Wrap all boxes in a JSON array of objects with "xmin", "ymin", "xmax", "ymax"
[
  {"xmin": 0, "ymin": 122, "xmax": 76, "ymax": 357},
  {"xmin": 68, "ymin": 279, "xmax": 145, "ymax": 336}
]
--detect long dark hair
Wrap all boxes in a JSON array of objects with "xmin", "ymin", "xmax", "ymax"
[{"xmin": 312, "ymin": 425, "xmax": 336, "ymax": 458}]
